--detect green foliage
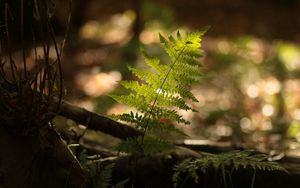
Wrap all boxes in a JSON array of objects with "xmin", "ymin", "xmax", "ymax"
[
  {"xmin": 172, "ymin": 150, "xmax": 286, "ymax": 188},
  {"xmin": 110, "ymin": 29, "xmax": 207, "ymax": 156},
  {"xmin": 116, "ymin": 137, "xmax": 175, "ymax": 156},
  {"xmin": 75, "ymin": 147, "xmax": 128, "ymax": 188},
  {"xmin": 94, "ymin": 163, "xmax": 128, "ymax": 188}
]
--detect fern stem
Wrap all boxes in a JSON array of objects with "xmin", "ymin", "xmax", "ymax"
[
  {"xmin": 141, "ymin": 44, "xmax": 187, "ymax": 144},
  {"xmin": 250, "ymin": 170, "xmax": 256, "ymax": 188}
]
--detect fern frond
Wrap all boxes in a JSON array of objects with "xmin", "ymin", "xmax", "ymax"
[
  {"xmin": 118, "ymin": 81, "xmax": 157, "ymax": 102},
  {"xmin": 116, "ymin": 137, "xmax": 144, "ymax": 156},
  {"xmin": 171, "ymin": 63, "xmax": 203, "ymax": 85},
  {"xmin": 110, "ymin": 94, "xmax": 150, "ymax": 112},
  {"xmin": 160, "ymin": 30, "xmax": 205, "ymax": 63},
  {"xmin": 171, "ymin": 85, "xmax": 199, "ymax": 102},
  {"xmin": 142, "ymin": 137, "xmax": 175, "ymax": 155},
  {"xmin": 116, "ymin": 136, "xmax": 174, "ymax": 156},
  {"xmin": 156, "ymin": 95, "xmax": 193, "ymax": 111},
  {"xmin": 150, "ymin": 107, "xmax": 190, "ymax": 125},
  {"xmin": 128, "ymin": 66, "xmax": 161, "ymax": 88},
  {"xmin": 144, "ymin": 118, "xmax": 188, "ymax": 136},
  {"xmin": 96, "ymin": 163, "xmax": 115, "ymax": 188},
  {"xmin": 110, "ymin": 111, "xmax": 146, "ymax": 128},
  {"xmin": 110, "ymin": 30, "xmax": 206, "ymax": 156},
  {"xmin": 172, "ymin": 150, "xmax": 286, "ymax": 187}
]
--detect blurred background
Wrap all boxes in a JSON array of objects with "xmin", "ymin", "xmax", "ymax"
[{"xmin": 48, "ymin": 0, "xmax": 300, "ymax": 156}]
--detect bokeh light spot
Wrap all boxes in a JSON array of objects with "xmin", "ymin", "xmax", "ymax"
[{"xmin": 262, "ymin": 104, "xmax": 274, "ymax": 117}]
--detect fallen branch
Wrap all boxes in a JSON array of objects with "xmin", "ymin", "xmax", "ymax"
[
  {"xmin": 58, "ymin": 100, "xmax": 143, "ymax": 139},
  {"xmin": 0, "ymin": 80, "xmax": 142, "ymax": 140}
]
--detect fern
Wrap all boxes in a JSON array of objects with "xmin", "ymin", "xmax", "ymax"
[
  {"xmin": 75, "ymin": 147, "xmax": 128, "ymax": 188},
  {"xmin": 110, "ymin": 29, "xmax": 207, "ymax": 156},
  {"xmin": 116, "ymin": 137, "xmax": 175, "ymax": 156},
  {"xmin": 172, "ymin": 150, "xmax": 286, "ymax": 188}
]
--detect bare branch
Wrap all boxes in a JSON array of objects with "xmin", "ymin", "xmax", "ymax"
[{"xmin": 58, "ymin": 100, "xmax": 143, "ymax": 139}]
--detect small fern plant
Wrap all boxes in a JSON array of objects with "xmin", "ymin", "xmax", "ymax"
[
  {"xmin": 172, "ymin": 150, "xmax": 286, "ymax": 188},
  {"xmin": 75, "ymin": 147, "xmax": 128, "ymax": 188},
  {"xmin": 110, "ymin": 29, "xmax": 207, "ymax": 156}
]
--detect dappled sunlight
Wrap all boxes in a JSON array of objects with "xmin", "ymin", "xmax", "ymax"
[
  {"xmin": 264, "ymin": 77, "xmax": 281, "ymax": 95},
  {"xmin": 106, "ymin": 104, "xmax": 132, "ymax": 115},
  {"xmin": 246, "ymin": 84, "xmax": 259, "ymax": 98},
  {"xmin": 262, "ymin": 104, "xmax": 275, "ymax": 117},
  {"xmin": 243, "ymin": 77, "xmax": 281, "ymax": 99},
  {"xmin": 173, "ymin": 36, "xmax": 300, "ymax": 153},
  {"xmin": 217, "ymin": 40, "xmax": 231, "ymax": 54},
  {"xmin": 79, "ymin": 10, "xmax": 135, "ymax": 43},
  {"xmin": 75, "ymin": 100, "xmax": 95, "ymax": 112},
  {"xmin": 54, "ymin": 3, "xmax": 300, "ymax": 155},
  {"xmin": 246, "ymin": 39, "xmax": 265, "ymax": 64},
  {"xmin": 76, "ymin": 71, "xmax": 122, "ymax": 97},
  {"xmin": 292, "ymin": 109, "xmax": 300, "ymax": 121},
  {"xmin": 278, "ymin": 43, "xmax": 300, "ymax": 71},
  {"xmin": 4, "ymin": 1, "xmax": 300, "ymax": 187},
  {"xmin": 74, "ymin": 48, "xmax": 109, "ymax": 66},
  {"xmin": 139, "ymin": 30, "xmax": 159, "ymax": 44}
]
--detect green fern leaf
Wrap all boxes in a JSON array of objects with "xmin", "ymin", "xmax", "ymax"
[{"xmin": 111, "ymin": 30, "xmax": 206, "ymax": 156}]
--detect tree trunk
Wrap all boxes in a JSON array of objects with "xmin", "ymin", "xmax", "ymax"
[{"xmin": 0, "ymin": 125, "xmax": 90, "ymax": 188}]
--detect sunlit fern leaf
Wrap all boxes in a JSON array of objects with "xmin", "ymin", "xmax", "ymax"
[
  {"xmin": 128, "ymin": 66, "xmax": 162, "ymax": 88},
  {"xmin": 173, "ymin": 86, "xmax": 199, "ymax": 102},
  {"xmin": 151, "ymin": 107, "xmax": 190, "ymax": 125},
  {"xmin": 155, "ymin": 95, "xmax": 193, "ymax": 111},
  {"xmin": 110, "ymin": 111, "xmax": 146, "ymax": 128},
  {"xmin": 111, "ymin": 112, "xmax": 186, "ymax": 136},
  {"xmin": 109, "ymin": 94, "xmax": 150, "ymax": 113},
  {"xmin": 110, "ymin": 30, "xmax": 206, "ymax": 156}
]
